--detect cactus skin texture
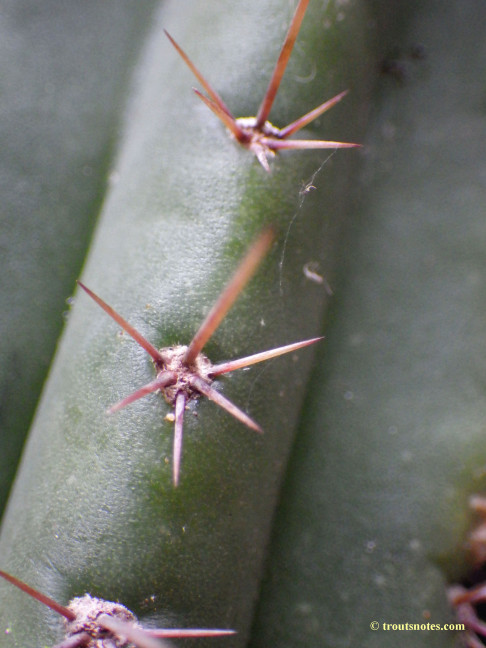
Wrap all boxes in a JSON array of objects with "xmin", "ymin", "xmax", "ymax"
[
  {"xmin": 249, "ymin": 2, "xmax": 486, "ymax": 647},
  {"xmin": 0, "ymin": 0, "xmax": 156, "ymax": 517},
  {"xmin": 0, "ymin": 1, "xmax": 372, "ymax": 647}
]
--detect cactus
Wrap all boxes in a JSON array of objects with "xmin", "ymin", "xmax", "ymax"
[
  {"xmin": 0, "ymin": 0, "xmax": 156, "ymax": 515},
  {"xmin": 0, "ymin": 1, "xmax": 371, "ymax": 646},
  {"xmin": 0, "ymin": 569, "xmax": 234, "ymax": 648},
  {"xmin": 9, "ymin": 1, "xmax": 480, "ymax": 647},
  {"xmin": 249, "ymin": 1, "xmax": 486, "ymax": 647}
]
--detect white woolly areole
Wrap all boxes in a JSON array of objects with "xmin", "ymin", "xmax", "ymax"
[{"xmin": 65, "ymin": 594, "xmax": 140, "ymax": 647}]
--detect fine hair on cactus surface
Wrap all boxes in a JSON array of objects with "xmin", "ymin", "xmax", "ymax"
[
  {"xmin": 165, "ymin": 0, "xmax": 360, "ymax": 171},
  {"xmin": 78, "ymin": 228, "xmax": 322, "ymax": 486},
  {"xmin": 0, "ymin": 569, "xmax": 234, "ymax": 648}
]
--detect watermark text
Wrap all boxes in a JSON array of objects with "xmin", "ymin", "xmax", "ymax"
[{"xmin": 370, "ymin": 621, "xmax": 464, "ymax": 632}]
